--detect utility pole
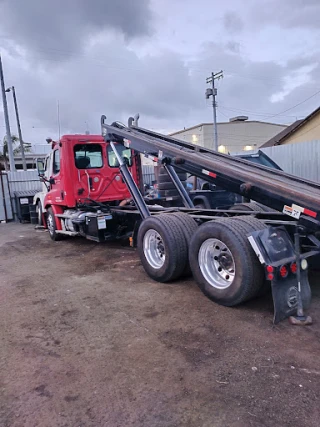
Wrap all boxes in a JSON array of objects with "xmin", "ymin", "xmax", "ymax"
[
  {"xmin": 6, "ymin": 86, "xmax": 27, "ymax": 170},
  {"xmin": 0, "ymin": 54, "xmax": 16, "ymax": 171},
  {"xmin": 206, "ymin": 70, "xmax": 223, "ymax": 151}
]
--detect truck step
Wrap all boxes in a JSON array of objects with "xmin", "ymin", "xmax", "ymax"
[{"xmin": 55, "ymin": 214, "xmax": 72, "ymax": 219}]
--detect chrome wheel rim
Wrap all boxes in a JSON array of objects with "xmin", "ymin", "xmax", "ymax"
[
  {"xmin": 47, "ymin": 213, "xmax": 55, "ymax": 236},
  {"xmin": 198, "ymin": 238, "xmax": 235, "ymax": 289},
  {"xmin": 143, "ymin": 229, "xmax": 165, "ymax": 269}
]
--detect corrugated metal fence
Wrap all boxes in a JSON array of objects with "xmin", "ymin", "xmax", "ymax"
[
  {"xmin": 7, "ymin": 170, "xmax": 41, "ymax": 193},
  {"xmin": 142, "ymin": 165, "xmax": 155, "ymax": 185},
  {"xmin": 0, "ymin": 170, "xmax": 41, "ymax": 221},
  {"xmin": 261, "ymin": 140, "xmax": 320, "ymax": 182}
]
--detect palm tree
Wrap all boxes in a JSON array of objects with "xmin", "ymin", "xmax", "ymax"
[{"xmin": 0, "ymin": 134, "xmax": 31, "ymax": 171}]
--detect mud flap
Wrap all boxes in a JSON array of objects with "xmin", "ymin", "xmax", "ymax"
[{"xmin": 272, "ymin": 269, "xmax": 311, "ymax": 324}]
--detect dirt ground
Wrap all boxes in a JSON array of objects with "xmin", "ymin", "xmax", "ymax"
[{"xmin": 1, "ymin": 222, "xmax": 320, "ymax": 427}]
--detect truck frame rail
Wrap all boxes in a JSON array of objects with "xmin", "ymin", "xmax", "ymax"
[{"xmin": 102, "ymin": 117, "xmax": 320, "ymax": 232}]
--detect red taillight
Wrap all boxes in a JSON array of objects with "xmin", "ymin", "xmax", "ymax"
[
  {"xmin": 279, "ymin": 265, "xmax": 288, "ymax": 278},
  {"xmin": 267, "ymin": 273, "xmax": 274, "ymax": 281},
  {"xmin": 266, "ymin": 265, "xmax": 274, "ymax": 273},
  {"xmin": 290, "ymin": 262, "xmax": 297, "ymax": 274}
]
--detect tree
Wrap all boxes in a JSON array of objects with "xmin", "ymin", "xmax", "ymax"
[{"xmin": 0, "ymin": 134, "xmax": 31, "ymax": 171}]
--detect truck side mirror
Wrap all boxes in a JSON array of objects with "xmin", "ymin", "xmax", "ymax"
[{"xmin": 37, "ymin": 158, "xmax": 45, "ymax": 176}]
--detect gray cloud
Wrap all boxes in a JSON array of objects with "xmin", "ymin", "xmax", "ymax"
[
  {"xmin": 189, "ymin": 41, "xmax": 320, "ymax": 126},
  {"xmin": 252, "ymin": 0, "xmax": 320, "ymax": 29},
  {"xmin": 225, "ymin": 41, "xmax": 241, "ymax": 54},
  {"xmin": 0, "ymin": 0, "xmax": 320, "ymax": 145},
  {"xmin": 5, "ymin": 39, "xmax": 317, "ymax": 142},
  {"xmin": 0, "ymin": 0, "xmax": 153, "ymax": 56},
  {"xmin": 2, "ymin": 36, "xmax": 319, "ymax": 145},
  {"xmin": 0, "ymin": 37, "xmax": 200, "ymax": 141},
  {"xmin": 223, "ymin": 11, "xmax": 243, "ymax": 34}
]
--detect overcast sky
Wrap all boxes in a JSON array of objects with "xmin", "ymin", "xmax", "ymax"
[{"xmin": 0, "ymin": 0, "xmax": 319, "ymax": 145}]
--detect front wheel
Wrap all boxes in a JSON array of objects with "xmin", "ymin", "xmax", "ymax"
[
  {"xmin": 46, "ymin": 207, "xmax": 62, "ymax": 241},
  {"xmin": 189, "ymin": 219, "xmax": 264, "ymax": 306}
]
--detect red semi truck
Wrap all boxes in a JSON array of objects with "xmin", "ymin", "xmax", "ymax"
[
  {"xmin": 34, "ymin": 116, "xmax": 320, "ymax": 323},
  {"xmin": 36, "ymin": 134, "xmax": 143, "ymax": 241}
]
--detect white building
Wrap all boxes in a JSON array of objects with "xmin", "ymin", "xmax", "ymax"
[{"xmin": 170, "ymin": 116, "xmax": 287, "ymax": 153}]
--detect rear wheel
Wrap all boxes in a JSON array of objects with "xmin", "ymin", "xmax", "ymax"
[
  {"xmin": 189, "ymin": 218, "xmax": 265, "ymax": 306},
  {"xmin": 137, "ymin": 214, "xmax": 188, "ymax": 282},
  {"xmin": 231, "ymin": 215, "xmax": 267, "ymax": 231},
  {"xmin": 169, "ymin": 212, "xmax": 198, "ymax": 276},
  {"xmin": 47, "ymin": 207, "xmax": 62, "ymax": 241},
  {"xmin": 229, "ymin": 202, "xmax": 265, "ymax": 212},
  {"xmin": 230, "ymin": 216, "xmax": 270, "ymax": 296}
]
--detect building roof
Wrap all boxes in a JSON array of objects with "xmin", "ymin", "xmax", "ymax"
[
  {"xmin": 261, "ymin": 105, "xmax": 320, "ymax": 147},
  {"xmin": 169, "ymin": 120, "xmax": 286, "ymax": 136},
  {"xmin": 260, "ymin": 119, "xmax": 304, "ymax": 147}
]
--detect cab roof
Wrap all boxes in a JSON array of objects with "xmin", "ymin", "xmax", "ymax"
[{"xmin": 61, "ymin": 134, "xmax": 104, "ymax": 142}]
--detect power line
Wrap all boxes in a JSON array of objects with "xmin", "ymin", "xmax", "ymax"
[
  {"xmin": 218, "ymin": 87, "xmax": 320, "ymax": 122},
  {"xmin": 218, "ymin": 109, "xmax": 230, "ymax": 120},
  {"xmin": 219, "ymin": 105, "xmax": 300, "ymax": 119},
  {"xmin": 261, "ymin": 89, "xmax": 320, "ymax": 120}
]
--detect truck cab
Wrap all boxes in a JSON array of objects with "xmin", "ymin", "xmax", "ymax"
[{"xmin": 34, "ymin": 134, "xmax": 142, "ymax": 241}]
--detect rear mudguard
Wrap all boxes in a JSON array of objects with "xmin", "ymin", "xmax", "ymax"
[
  {"xmin": 248, "ymin": 226, "xmax": 312, "ymax": 324},
  {"xmin": 272, "ymin": 269, "xmax": 311, "ymax": 324}
]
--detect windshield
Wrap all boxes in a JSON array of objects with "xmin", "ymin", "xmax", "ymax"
[{"xmin": 107, "ymin": 144, "xmax": 132, "ymax": 167}]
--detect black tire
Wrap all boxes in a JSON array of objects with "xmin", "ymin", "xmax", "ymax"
[
  {"xmin": 158, "ymin": 181, "xmax": 187, "ymax": 191},
  {"xmin": 160, "ymin": 189, "xmax": 188, "ymax": 198},
  {"xmin": 158, "ymin": 168, "xmax": 187, "ymax": 182},
  {"xmin": 46, "ymin": 207, "xmax": 62, "ymax": 241},
  {"xmin": 254, "ymin": 203, "xmax": 277, "ymax": 213},
  {"xmin": 158, "ymin": 167, "xmax": 187, "ymax": 201},
  {"xmin": 230, "ymin": 216, "xmax": 270, "ymax": 297},
  {"xmin": 169, "ymin": 212, "xmax": 198, "ymax": 277},
  {"xmin": 158, "ymin": 172, "xmax": 187, "ymax": 181},
  {"xmin": 36, "ymin": 201, "xmax": 43, "ymax": 226},
  {"xmin": 189, "ymin": 218, "xmax": 265, "ymax": 306},
  {"xmin": 229, "ymin": 202, "xmax": 265, "ymax": 213},
  {"xmin": 231, "ymin": 215, "xmax": 267, "ymax": 231},
  {"xmin": 137, "ymin": 214, "xmax": 188, "ymax": 282}
]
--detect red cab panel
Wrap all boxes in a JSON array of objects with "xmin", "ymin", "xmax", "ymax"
[{"xmin": 44, "ymin": 134, "xmax": 138, "ymax": 208}]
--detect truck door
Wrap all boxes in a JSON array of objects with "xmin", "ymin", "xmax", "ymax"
[
  {"xmin": 73, "ymin": 143, "xmax": 131, "ymax": 202},
  {"xmin": 49, "ymin": 148, "xmax": 64, "ymax": 204}
]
